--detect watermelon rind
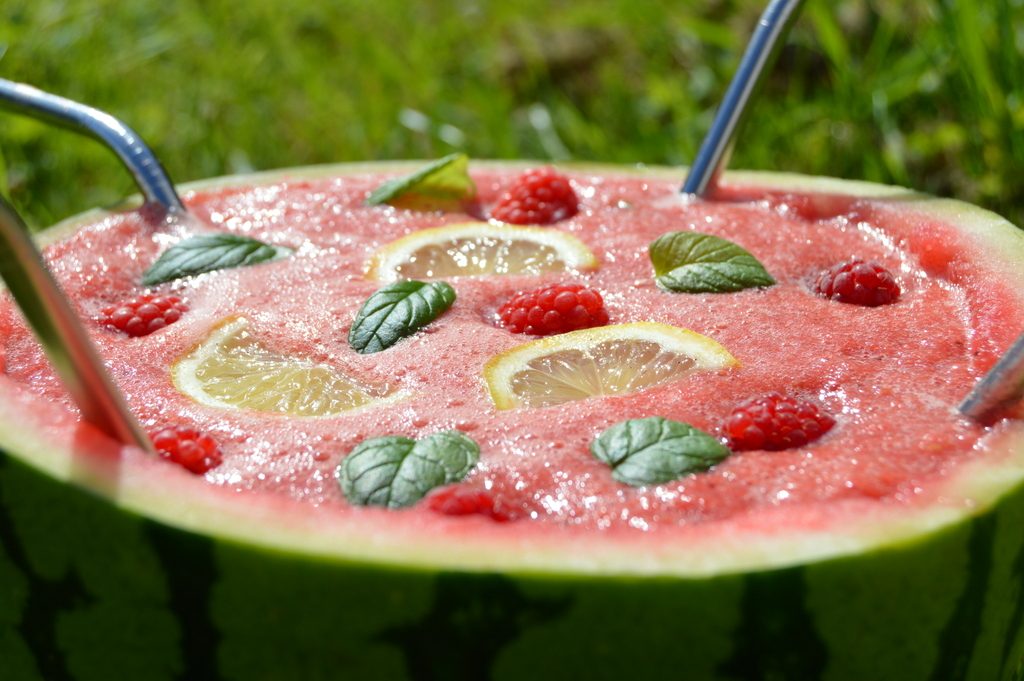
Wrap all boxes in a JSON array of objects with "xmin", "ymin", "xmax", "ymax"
[{"xmin": 2, "ymin": 163, "xmax": 1023, "ymax": 680}]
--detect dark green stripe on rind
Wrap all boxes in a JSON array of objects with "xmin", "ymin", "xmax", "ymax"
[
  {"xmin": 144, "ymin": 521, "xmax": 223, "ymax": 681},
  {"xmin": 928, "ymin": 513, "xmax": 996, "ymax": 681},
  {"xmin": 717, "ymin": 567, "xmax": 828, "ymax": 681},
  {"xmin": 0, "ymin": 530, "xmax": 42, "ymax": 681},
  {"xmin": 999, "ymin": 541, "xmax": 1024, "ymax": 679},
  {"xmin": 489, "ymin": 574, "xmax": 744, "ymax": 680},
  {"xmin": 0, "ymin": 454, "xmax": 76, "ymax": 681},
  {"xmin": 964, "ymin": 468, "xmax": 1024, "ymax": 681},
  {"xmin": 380, "ymin": 573, "xmax": 571, "ymax": 681},
  {"xmin": 3, "ymin": 446, "xmax": 1024, "ymax": 680},
  {"xmin": 0, "ymin": 451, "xmax": 181, "ymax": 681}
]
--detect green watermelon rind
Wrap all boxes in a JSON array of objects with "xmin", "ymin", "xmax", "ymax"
[
  {"xmin": 2, "ymin": 429, "xmax": 1023, "ymax": 680},
  {"xmin": 2, "ymin": 163, "xmax": 1024, "ymax": 680}
]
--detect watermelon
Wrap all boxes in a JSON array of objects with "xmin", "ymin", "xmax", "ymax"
[{"xmin": 1, "ymin": 162, "xmax": 1024, "ymax": 681}]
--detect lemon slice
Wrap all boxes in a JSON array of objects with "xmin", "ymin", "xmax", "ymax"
[
  {"xmin": 174, "ymin": 318, "xmax": 393, "ymax": 416},
  {"xmin": 366, "ymin": 222, "xmax": 598, "ymax": 282},
  {"xmin": 484, "ymin": 322, "xmax": 737, "ymax": 409}
]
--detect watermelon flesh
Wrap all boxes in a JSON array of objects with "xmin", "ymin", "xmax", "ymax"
[{"xmin": 1, "ymin": 163, "xmax": 1024, "ymax": 679}]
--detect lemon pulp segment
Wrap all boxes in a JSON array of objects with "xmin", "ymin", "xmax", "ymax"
[
  {"xmin": 174, "ymin": 318, "xmax": 392, "ymax": 417},
  {"xmin": 367, "ymin": 223, "xmax": 598, "ymax": 281},
  {"xmin": 484, "ymin": 322, "xmax": 737, "ymax": 409}
]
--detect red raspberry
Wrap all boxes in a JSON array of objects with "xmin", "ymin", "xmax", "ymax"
[
  {"xmin": 102, "ymin": 294, "xmax": 188, "ymax": 337},
  {"xmin": 424, "ymin": 486, "xmax": 517, "ymax": 522},
  {"xmin": 724, "ymin": 393, "xmax": 835, "ymax": 451},
  {"xmin": 490, "ymin": 167, "xmax": 579, "ymax": 225},
  {"xmin": 150, "ymin": 426, "xmax": 223, "ymax": 474},
  {"xmin": 815, "ymin": 260, "xmax": 900, "ymax": 307},
  {"xmin": 498, "ymin": 283, "xmax": 609, "ymax": 336}
]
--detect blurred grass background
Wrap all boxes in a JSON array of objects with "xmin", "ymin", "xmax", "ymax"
[{"xmin": 0, "ymin": 0, "xmax": 1022, "ymax": 229}]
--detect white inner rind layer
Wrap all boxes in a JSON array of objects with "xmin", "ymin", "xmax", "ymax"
[{"xmin": 3, "ymin": 163, "xmax": 1024, "ymax": 578}]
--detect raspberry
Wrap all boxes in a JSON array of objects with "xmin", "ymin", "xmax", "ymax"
[
  {"xmin": 498, "ymin": 283, "xmax": 609, "ymax": 335},
  {"xmin": 724, "ymin": 393, "xmax": 835, "ymax": 451},
  {"xmin": 490, "ymin": 167, "xmax": 579, "ymax": 225},
  {"xmin": 815, "ymin": 259, "xmax": 900, "ymax": 307},
  {"xmin": 149, "ymin": 426, "xmax": 223, "ymax": 474},
  {"xmin": 102, "ymin": 294, "xmax": 188, "ymax": 337},
  {"xmin": 424, "ymin": 486, "xmax": 516, "ymax": 522}
]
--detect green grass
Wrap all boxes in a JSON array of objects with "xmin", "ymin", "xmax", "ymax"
[{"xmin": 1, "ymin": 0, "xmax": 1022, "ymax": 228}]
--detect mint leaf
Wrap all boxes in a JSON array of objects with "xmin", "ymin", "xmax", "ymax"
[
  {"xmin": 365, "ymin": 153, "xmax": 477, "ymax": 211},
  {"xmin": 649, "ymin": 232, "xmax": 774, "ymax": 293},
  {"xmin": 348, "ymin": 280, "xmax": 456, "ymax": 354},
  {"xmin": 142, "ymin": 233, "xmax": 290, "ymax": 286},
  {"xmin": 337, "ymin": 431, "xmax": 480, "ymax": 508},
  {"xmin": 590, "ymin": 416, "xmax": 730, "ymax": 487}
]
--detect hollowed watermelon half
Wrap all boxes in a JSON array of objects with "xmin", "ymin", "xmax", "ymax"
[{"xmin": 2, "ymin": 163, "xmax": 1024, "ymax": 681}]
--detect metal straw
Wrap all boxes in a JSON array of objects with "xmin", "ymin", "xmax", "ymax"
[
  {"xmin": 0, "ymin": 78, "xmax": 184, "ymax": 214},
  {"xmin": 679, "ymin": 3, "xmax": 1024, "ymax": 420},
  {"xmin": 0, "ymin": 196, "xmax": 153, "ymax": 451},
  {"xmin": 959, "ymin": 334, "xmax": 1024, "ymax": 421},
  {"xmin": 681, "ymin": 0, "xmax": 807, "ymax": 196},
  {"xmin": 0, "ymin": 79, "xmax": 182, "ymax": 450}
]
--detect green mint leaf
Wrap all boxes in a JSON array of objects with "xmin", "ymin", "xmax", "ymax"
[
  {"xmin": 365, "ymin": 153, "xmax": 477, "ymax": 211},
  {"xmin": 590, "ymin": 416, "xmax": 730, "ymax": 487},
  {"xmin": 142, "ymin": 233, "xmax": 290, "ymax": 286},
  {"xmin": 337, "ymin": 431, "xmax": 480, "ymax": 508},
  {"xmin": 348, "ymin": 280, "xmax": 456, "ymax": 354},
  {"xmin": 649, "ymin": 231, "xmax": 775, "ymax": 293}
]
